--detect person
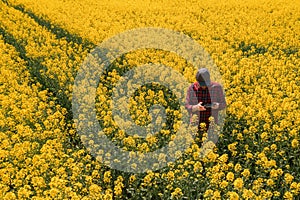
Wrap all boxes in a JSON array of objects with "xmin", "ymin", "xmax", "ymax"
[{"xmin": 185, "ymin": 68, "xmax": 226, "ymax": 135}]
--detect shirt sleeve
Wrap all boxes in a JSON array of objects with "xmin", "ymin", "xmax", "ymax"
[
  {"xmin": 215, "ymin": 85, "xmax": 226, "ymax": 110},
  {"xmin": 185, "ymin": 84, "xmax": 194, "ymax": 112}
]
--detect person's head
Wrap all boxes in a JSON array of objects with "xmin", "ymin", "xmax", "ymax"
[{"xmin": 196, "ymin": 68, "xmax": 211, "ymax": 87}]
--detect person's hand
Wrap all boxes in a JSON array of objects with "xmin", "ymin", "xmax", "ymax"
[
  {"xmin": 192, "ymin": 102, "xmax": 206, "ymax": 112},
  {"xmin": 212, "ymin": 102, "xmax": 220, "ymax": 110}
]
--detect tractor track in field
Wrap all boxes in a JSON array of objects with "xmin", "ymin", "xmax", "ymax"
[{"xmin": 0, "ymin": 0, "xmax": 100, "ymax": 149}]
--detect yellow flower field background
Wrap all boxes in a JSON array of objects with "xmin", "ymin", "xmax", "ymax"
[{"xmin": 0, "ymin": 0, "xmax": 299, "ymax": 199}]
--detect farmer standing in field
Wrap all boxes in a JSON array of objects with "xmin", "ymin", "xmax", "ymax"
[{"xmin": 185, "ymin": 68, "xmax": 226, "ymax": 142}]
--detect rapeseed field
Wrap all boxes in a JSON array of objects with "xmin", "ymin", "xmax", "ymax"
[{"xmin": 0, "ymin": 0, "xmax": 299, "ymax": 199}]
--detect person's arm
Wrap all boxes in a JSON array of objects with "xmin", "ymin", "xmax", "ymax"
[
  {"xmin": 213, "ymin": 85, "xmax": 226, "ymax": 110},
  {"xmin": 185, "ymin": 85, "xmax": 194, "ymax": 112}
]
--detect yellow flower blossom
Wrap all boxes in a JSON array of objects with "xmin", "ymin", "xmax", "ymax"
[
  {"xmin": 227, "ymin": 191, "xmax": 239, "ymax": 200},
  {"xmin": 226, "ymin": 172, "xmax": 234, "ymax": 182},
  {"xmin": 284, "ymin": 173, "xmax": 294, "ymax": 184},
  {"xmin": 171, "ymin": 187, "xmax": 183, "ymax": 199},
  {"xmin": 233, "ymin": 178, "xmax": 244, "ymax": 190}
]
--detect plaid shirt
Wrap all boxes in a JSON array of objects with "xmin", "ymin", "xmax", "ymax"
[{"xmin": 185, "ymin": 81, "xmax": 226, "ymax": 128}]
